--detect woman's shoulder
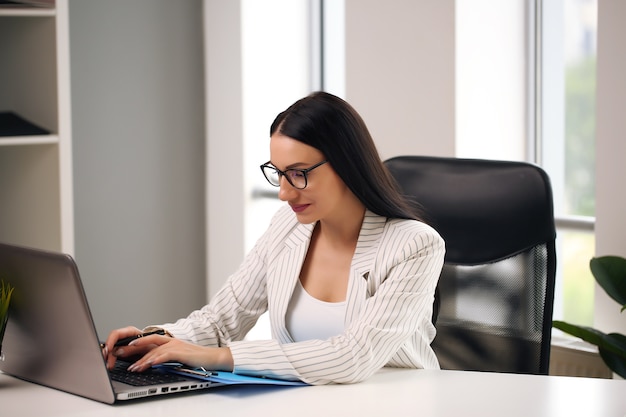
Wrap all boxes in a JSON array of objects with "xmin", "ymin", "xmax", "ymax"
[
  {"xmin": 387, "ymin": 216, "xmax": 439, "ymax": 232},
  {"xmin": 364, "ymin": 213, "xmax": 445, "ymax": 277},
  {"xmin": 381, "ymin": 215, "xmax": 444, "ymax": 248}
]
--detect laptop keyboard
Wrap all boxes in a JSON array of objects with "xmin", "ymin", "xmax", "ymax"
[{"xmin": 109, "ymin": 361, "xmax": 188, "ymax": 387}]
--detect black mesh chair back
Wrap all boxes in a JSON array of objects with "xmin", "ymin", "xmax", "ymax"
[{"xmin": 385, "ymin": 156, "xmax": 557, "ymax": 374}]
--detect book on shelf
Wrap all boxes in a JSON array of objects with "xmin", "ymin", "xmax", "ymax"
[
  {"xmin": 0, "ymin": 112, "xmax": 50, "ymax": 137},
  {"xmin": 0, "ymin": 1, "xmax": 55, "ymax": 8}
]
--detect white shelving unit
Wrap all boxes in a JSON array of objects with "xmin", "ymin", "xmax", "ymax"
[{"xmin": 0, "ymin": 0, "xmax": 74, "ymax": 254}]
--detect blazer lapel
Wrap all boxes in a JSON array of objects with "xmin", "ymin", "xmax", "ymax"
[
  {"xmin": 345, "ymin": 210, "xmax": 388, "ymax": 324},
  {"xmin": 268, "ymin": 221, "xmax": 315, "ymax": 343}
]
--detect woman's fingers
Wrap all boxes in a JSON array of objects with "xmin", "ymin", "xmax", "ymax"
[
  {"xmin": 126, "ymin": 339, "xmax": 233, "ymax": 373},
  {"xmin": 103, "ymin": 326, "xmax": 142, "ymax": 370}
]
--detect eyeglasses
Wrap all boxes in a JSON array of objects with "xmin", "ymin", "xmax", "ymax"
[{"xmin": 260, "ymin": 160, "xmax": 328, "ymax": 190}]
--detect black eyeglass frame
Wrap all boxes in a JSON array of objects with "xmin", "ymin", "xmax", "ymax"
[{"xmin": 260, "ymin": 160, "xmax": 328, "ymax": 190}]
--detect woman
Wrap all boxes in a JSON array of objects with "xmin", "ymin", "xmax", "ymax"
[{"xmin": 103, "ymin": 91, "xmax": 445, "ymax": 384}]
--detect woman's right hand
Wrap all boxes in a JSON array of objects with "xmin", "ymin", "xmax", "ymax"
[{"xmin": 102, "ymin": 326, "xmax": 155, "ymax": 370}]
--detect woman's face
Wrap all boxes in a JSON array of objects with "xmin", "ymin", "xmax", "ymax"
[{"xmin": 269, "ymin": 133, "xmax": 353, "ymax": 224}]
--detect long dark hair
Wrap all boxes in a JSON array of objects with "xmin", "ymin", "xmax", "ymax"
[{"xmin": 270, "ymin": 91, "xmax": 423, "ymax": 221}]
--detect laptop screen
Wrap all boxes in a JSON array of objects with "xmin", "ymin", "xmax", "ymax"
[{"xmin": 0, "ymin": 242, "xmax": 116, "ymax": 403}]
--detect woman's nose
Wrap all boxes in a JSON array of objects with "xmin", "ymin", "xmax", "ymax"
[{"xmin": 277, "ymin": 176, "xmax": 297, "ymax": 201}]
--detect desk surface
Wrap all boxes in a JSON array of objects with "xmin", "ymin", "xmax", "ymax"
[{"xmin": 1, "ymin": 368, "xmax": 625, "ymax": 417}]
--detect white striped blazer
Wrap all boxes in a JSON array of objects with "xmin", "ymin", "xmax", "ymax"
[{"xmin": 157, "ymin": 205, "xmax": 445, "ymax": 385}]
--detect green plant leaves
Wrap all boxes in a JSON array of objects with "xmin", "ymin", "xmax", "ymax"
[
  {"xmin": 599, "ymin": 333, "xmax": 626, "ymax": 379},
  {"xmin": 1, "ymin": 279, "xmax": 15, "ymax": 346},
  {"xmin": 0, "ymin": 279, "xmax": 14, "ymax": 319},
  {"xmin": 553, "ymin": 321, "xmax": 625, "ymax": 356},
  {"xmin": 590, "ymin": 256, "xmax": 626, "ymax": 310},
  {"xmin": 553, "ymin": 320, "xmax": 626, "ymax": 378},
  {"xmin": 553, "ymin": 256, "xmax": 626, "ymax": 378}
]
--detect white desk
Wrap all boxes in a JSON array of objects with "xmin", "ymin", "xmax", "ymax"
[{"xmin": 1, "ymin": 369, "xmax": 625, "ymax": 417}]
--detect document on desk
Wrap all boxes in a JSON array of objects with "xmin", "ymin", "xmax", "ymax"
[{"xmin": 154, "ymin": 363, "xmax": 308, "ymax": 386}]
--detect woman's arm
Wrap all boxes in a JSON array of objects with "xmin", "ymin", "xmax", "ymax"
[{"xmin": 143, "ymin": 207, "xmax": 298, "ymax": 347}]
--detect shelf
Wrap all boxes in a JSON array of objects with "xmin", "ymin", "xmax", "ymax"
[
  {"xmin": 0, "ymin": 135, "xmax": 59, "ymax": 146},
  {"xmin": 0, "ymin": 6, "xmax": 55, "ymax": 17},
  {"xmin": 0, "ymin": 0, "xmax": 71, "ymax": 254}
]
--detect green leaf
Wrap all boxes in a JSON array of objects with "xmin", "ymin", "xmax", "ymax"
[
  {"xmin": 590, "ymin": 256, "xmax": 626, "ymax": 307},
  {"xmin": 553, "ymin": 321, "xmax": 626, "ymax": 358},
  {"xmin": 0, "ymin": 279, "xmax": 14, "ymax": 344},
  {"xmin": 0, "ymin": 280, "xmax": 14, "ymax": 319},
  {"xmin": 599, "ymin": 333, "xmax": 626, "ymax": 379},
  {"xmin": 555, "ymin": 256, "xmax": 626, "ymax": 377}
]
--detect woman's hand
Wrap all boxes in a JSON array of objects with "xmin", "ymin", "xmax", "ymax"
[
  {"xmin": 124, "ymin": 337, "xmax": 234, "ymax": 373},
  {"xmin": 102, "ymin": 326, "xmax": 153, "ymax": 370}
]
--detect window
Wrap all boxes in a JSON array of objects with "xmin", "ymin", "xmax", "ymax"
[
  {"xmin": 456, "ymin": 0, "xmax": 598, "ymax": 325},
  {"xmin": 242, "ymin": 0, "xmax": 321, "ymax": 252}
]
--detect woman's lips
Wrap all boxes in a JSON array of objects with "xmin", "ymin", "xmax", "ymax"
[{"xmin": 290, "ymin": 204, "xmax": 309, "ymax": 213}]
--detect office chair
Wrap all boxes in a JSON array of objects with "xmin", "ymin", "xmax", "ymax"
[{"xmin": 384, "ymin": 155, "xmax": 556, "ymax": 374}]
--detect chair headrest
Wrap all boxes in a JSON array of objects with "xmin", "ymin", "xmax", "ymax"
[{"xmin": 385, "ymin": 156, "xmax": 556, "ymax": 264}]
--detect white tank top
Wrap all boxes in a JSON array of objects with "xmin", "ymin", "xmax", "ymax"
[{"xmin": 285, "ymin": 280, "xmax": 347, "ymax": 342}]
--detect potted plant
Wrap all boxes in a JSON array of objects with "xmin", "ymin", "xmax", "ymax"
[
  {"xmin": 0, "ymin": 279, "xmax": 14, "ymax": 360},
  {"xmin": 553, "ymin": 255, "xmax": 626, "ymax": 378}
]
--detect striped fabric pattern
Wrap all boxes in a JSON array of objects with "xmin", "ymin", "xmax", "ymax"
[{"xmin": 156, "ymin": 205, "xmax": 445, "ymax": 385}]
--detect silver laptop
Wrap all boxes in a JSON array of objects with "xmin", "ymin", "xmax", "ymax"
[{"xmin": 0, "ymin": 242, "xmax": 221, "ymax": 404}]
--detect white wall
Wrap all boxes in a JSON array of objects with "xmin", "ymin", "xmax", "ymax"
[
  {"xmin": 594, "ymin": 0, "xmax": 626, "ymax": 334},
  {"xmin": 70, "ymin": 0, "xmax": 206, "ymax": 337}
]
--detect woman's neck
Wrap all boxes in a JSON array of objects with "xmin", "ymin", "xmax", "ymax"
[{"xmin": 316, "ymin": 201, "xmax": 366, "ymax": 249}]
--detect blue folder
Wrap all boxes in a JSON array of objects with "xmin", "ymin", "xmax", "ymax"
[{"xmin": 154, "ymin": 363, "xmax": 308, "ymax": 386}]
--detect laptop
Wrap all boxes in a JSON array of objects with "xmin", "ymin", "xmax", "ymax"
[{"xmin": 0, "ymin": 241, "xmax": 222, "ymax": 404}]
